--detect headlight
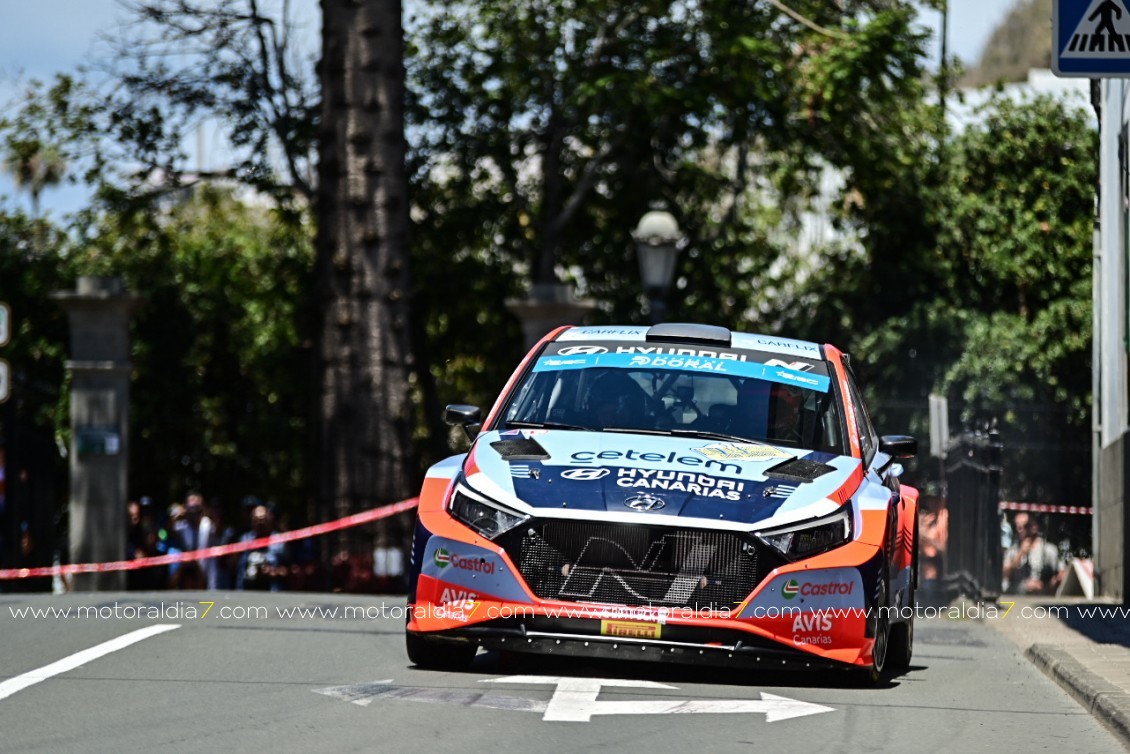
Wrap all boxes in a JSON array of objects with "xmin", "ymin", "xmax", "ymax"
[
  {"xmin": 448, "ymin": 484, "xmax": 529, "ymax": 539},
  {"xmin": 756, "ymin": 506, "xmax": 853, "ymax": 560}
]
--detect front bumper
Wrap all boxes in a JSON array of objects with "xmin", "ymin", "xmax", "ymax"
[
  {"xmin": 407, "ymin": 513, "xmax": 890, "ymax": 669},
  {"xmin": 407, "ymin": 615, "xmax": 856, "ymax": 671}
]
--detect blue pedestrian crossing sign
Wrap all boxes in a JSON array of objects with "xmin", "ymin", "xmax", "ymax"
[{"xmin": 1055, "ymin": 0, "xmax": 1130, "ymax": 76}]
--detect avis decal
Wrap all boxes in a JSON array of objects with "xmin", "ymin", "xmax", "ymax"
[
  {"xmin": 792, "ymin": 613, "xmax": 834, "ymax": 646},
  {"xmin": 439, "ymin": 588, "xmax": 478, "ymax": 603}
]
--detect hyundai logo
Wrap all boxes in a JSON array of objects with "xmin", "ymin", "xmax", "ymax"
[
  {"xmin": 624, "ymin": 493, "xmax": 666, "ymax": 512},
  {"xmin": 561, "ymin": 468, "xmax": 611, "ymax": 481},
  {"xmin": 557, "ymin": 345, "xmax": 608, "ymax": 355}
]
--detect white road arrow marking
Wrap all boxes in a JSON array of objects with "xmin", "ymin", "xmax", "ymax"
[
  {"xmin": 313, "ymin": 680, "xmax": 548, "ymax": 712},
  {"xmin": 481, "ymin": 676, "xmax": 834, "ymax": 722},
  {"xmin": 315, "ymin": 675, "xmax": 836, "ymax": 723},
  {"xmin": 0, "ymin": 624, "xmax": 180, "ymax": 702}
]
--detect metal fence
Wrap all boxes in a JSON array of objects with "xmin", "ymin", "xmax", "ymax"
[{"xmin": 942, "ymin": 424, "xmax": 1003, "ymax": 600}]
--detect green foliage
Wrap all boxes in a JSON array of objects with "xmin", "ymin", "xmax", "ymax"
[
  {"xmin": 103, "ymin": 0, "xmax": 319, "ymax": 202},
  {"xmin": 849, "ymin": 92, "xmax": 1094, "ymax": 502},
  {"xmin": 0, "ymin": 212, "xmax": 73, "ymax": 432},
  {"xmin": 0, "ymin": 0, "xmax": 1098, "ymax": 519},
  {"xmin": 68, "ymin": 187, "xmax": 315, "ymax": 512},
  {"xmin": 405, "ymin": 0, "xmax": 939, "ymax": 431}
]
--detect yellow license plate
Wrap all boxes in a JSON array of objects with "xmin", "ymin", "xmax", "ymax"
[{"xmin": 600, "ymin": 620, "xmax": 662, "ymax": 639}]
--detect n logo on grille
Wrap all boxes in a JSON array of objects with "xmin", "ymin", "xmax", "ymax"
[{"xmin": 624, "ymin": 493, "xmax": 666, "ymax": 512}]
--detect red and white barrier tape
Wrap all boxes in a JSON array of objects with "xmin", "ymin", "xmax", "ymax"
[
  {"xmin": 998, "ymin": 501, "xmax": 1092, "ymax": 515},
  {"xmin": 0, "ymin": 497, "xmax": 418, "ymax": 580}
]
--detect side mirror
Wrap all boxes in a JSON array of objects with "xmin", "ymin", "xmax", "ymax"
[
  {"xmin": 879, "ymin": 435, "xmax": 918, "ymax": 459},
  {"xmin": 444, "ymin": 404, "xmax": 482, "ymax": 441}
]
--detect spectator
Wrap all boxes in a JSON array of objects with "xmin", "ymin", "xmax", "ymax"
[
  {"xmin": 207, "ymin": 499, "xmax": 238, "ymax": 590},
  {"xmin": 236, "ymin": 504, "xmax": 289, "ymax": 591},
  {"xmin": 918, "ymin": 496, "xmax": 948, "ymax": 580},
  {"xmin": 1003, "ymin": 514, "xmax": 1063, "ymax": 595},
  {"xmin": 171, "ymin": 492, "xmax": 211, "ymax": 590},
  {"xmin": 159, "ymin": 503, "xmax": 190, "ymax": 588},
  {"xmin": 126, "ymin": 497, "xmax": 162, "ymax": 592}
]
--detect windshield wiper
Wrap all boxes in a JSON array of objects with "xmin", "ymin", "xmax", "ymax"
[
  {"xmin": 665, "ymin": 428, "xmax": 769, "ymax": 444},
  {"xmin": 505, "ymin": 420, "xmax": 588, "ymax": 432},
  {"xmin": 601, "ymin": 426, "xmax": 771, "ymax": 445}
]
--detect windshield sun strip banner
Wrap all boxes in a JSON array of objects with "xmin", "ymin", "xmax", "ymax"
[{"xmin": 532, "ymin": 352, "xmax": 831, "ymax": 392}]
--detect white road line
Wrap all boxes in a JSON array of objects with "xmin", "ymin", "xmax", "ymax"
[{"xmin": 0, "ymin": 623, "xmax": 180, "ymax": 702}]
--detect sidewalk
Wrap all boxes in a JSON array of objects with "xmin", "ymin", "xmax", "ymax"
[{"xmin": 983, "ymin": 595, "xmax": 1130, "ymax": 747}]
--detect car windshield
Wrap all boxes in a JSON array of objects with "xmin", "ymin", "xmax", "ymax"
[{"xmin": 500, "ymin": 342, "xmax": 845, "ymax": 454}]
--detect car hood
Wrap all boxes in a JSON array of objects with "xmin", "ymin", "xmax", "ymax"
[{"xmin": 463, "ymin": 428, "xmax": 863, "ymax": 528}]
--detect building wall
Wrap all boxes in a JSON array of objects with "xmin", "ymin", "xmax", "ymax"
[
  {"xmin": 1097, "ymin": 437, "xmax": 1127, "ymax": 598},
  {"xmin": 1095, "ymin": 79, "xmax": 1130, "ymax": 599}
]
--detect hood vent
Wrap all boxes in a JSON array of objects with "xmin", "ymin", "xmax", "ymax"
[
  {"xmin": 763, "ymin": 458, "xmax": 835, "ymax": 483},
  {"xmin": 490, "ymin": 438, "xmax": 550, "ymax": 461}
]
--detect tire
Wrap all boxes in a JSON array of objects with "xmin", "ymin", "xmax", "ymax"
[
  {"xmin": 887, "ymin": 613, "xmax": 914, "ymax": 674},
  {"xmin": 856, "ymin": 515, "xmax": 896, "ymax": 685},
  {"xmin": 856, "ymin": 574, "xmax": 890, "ymax": 685},
  {"xmin": 405, "ymin": 632, "xmax": 478, "ymax": 670},
  {"xmin": 887, "ymin": 517, "xmax": 918, "ymax": 674}
]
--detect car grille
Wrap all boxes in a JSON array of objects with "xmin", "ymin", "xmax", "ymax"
[{"xmin": 499, "ymin": 520, "xmax": 781, "ymax": 612}]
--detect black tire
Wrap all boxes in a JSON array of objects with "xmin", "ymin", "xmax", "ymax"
[
  {"xmin": 887, "ymin": 517, "xmax": 918, "ymax": 674},
  {"xmin": 856, "ymin": 513, "xmax": 896, "ymax": 685},
  {"xmin": 405, "ymin": 632, "xmax": 478, "ymax": 670},
  {"xmin": 887, "ymin": 613, "xmax": 914, "ymax": 674},
  {"xmin": 856, "ymin": 574, "xmax": 890, "ymax": 685}
]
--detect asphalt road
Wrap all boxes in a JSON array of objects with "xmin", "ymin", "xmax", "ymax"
[{"xmin": 0, "ymin": 591, "xmax": 1122, "ymax": 753}]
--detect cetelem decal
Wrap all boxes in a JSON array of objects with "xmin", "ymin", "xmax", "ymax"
[
  {"xmin": 570, "ymin": 449, "xmax": 740, "ymax": 476},
  {"xmin": 782, "ymin": 579, "xmax": 800, "ymax": 599}
]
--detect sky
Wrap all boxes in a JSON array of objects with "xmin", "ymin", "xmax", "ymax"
[{"xmin": 0, "ymin": 0, "xmax": 1026, "ymax": 216}]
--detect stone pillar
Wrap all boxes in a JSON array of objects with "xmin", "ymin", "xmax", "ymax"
[
  {"xmin": 505, "ymin": 283, "xmax": 598, "ymax": 351},
  {"xmin": 52, "ymin": 277, "xmax": 140, "ymax": 591}
]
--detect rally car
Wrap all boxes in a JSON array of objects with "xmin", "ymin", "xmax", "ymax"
[{"xmin": 406, "ymin": 323, "xmax": 919, "ymax": 681}]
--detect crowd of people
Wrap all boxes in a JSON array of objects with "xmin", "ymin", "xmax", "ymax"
[
  {"xmin": 917, "ymin": 496, "xmax": 1082, "ymax": 598},
  {"xmin": 125, "ymin": 493, "xmax": 317, "ymax": 591},
  {"xmin": 123, "ymin": 492, "xmax": 406, "ymax": 593}
]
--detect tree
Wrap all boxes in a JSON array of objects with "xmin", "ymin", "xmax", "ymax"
[
  {"xmin": 104, "ymin": 0, "xmax": 319, "ymax": 204},
  {"xmin": 88, "ymin": 0, "xmax": 419, "ymax": 536},
  {"xmin": 934, "ymin": 92, "xmax": 1095, "ymax": 505},
  {"xmin": 840, "ymin": 92, "xmax": 1096, "ymax": 507},
  {"xmin": 66, "ymin": 186, "xmax": 315, "ymax": 513},
  {"xmin": 0, "ymin": 210, "xmax": 73, "ymax": 574},
  {"xmin": 0, "ymin": 77, "xmax": 90, "ymax": 218},
  {"xmin": 2, "ymin": 145, "xmax": 66, "ymax": 218},
  {"xmin": 316, "ymin": 0, "xmax": 416, "ymax": 539},
  {"xmin": 405, "ymin": 1, "xmax": 936, "ymax": 431}
]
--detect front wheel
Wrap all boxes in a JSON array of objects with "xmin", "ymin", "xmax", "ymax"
[
  {"xmin": 887, "ymin": 613, "xmax": 914, "ymax": 673},
  {"xmin": 405, "ymin": 632, "xmax": 478, "ymax": 670},
  {"xmin": 856, "ymin": 574, "xmax": 890, "ymax": 685},
  {"xmin": 887, "ymin": 517, "xmax": 918, "ymax": 674}
]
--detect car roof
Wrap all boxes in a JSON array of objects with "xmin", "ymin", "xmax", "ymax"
[{"xmin": 553, "ymin": 324, "xmax": 825, "ymax": 361}]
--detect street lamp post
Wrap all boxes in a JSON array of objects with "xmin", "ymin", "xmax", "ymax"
[{"xmin": 633, "ymin": 211, "xmax": 683, "ymax": 324}]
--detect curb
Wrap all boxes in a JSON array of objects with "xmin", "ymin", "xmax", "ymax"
[{"xmin": 1026, "ymin": 644, "xmax": 1130, "ymax": 748}]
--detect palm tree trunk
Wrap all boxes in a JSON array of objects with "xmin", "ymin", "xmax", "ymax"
[{"xmin": 315, "ymin": 0, "xmax": 416, "ymax": 553}]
